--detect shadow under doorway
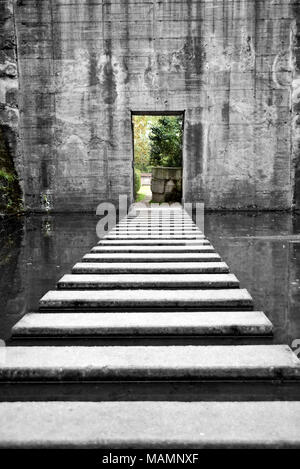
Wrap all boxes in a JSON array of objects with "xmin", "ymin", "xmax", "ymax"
[{"xmin": 131, "ymin": 111, "xmax": 184, "ymax": 205}]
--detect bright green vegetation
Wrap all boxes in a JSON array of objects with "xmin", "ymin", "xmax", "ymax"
[
  {"xmin": 134, "ymin": 168, "xmax": 141, "ymax": 196},
  {"xmin": 133, "ymin": 115, "xmax": 183, "ymax": 172},
  {"xmin": 149, "ymin": 116, "xmax": 183, "ymax": 168}
]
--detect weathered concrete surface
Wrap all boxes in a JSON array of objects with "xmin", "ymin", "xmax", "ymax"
[
  {"xmin": 39, "ymin": 288, "xmax": 253, "ymax": 311},
  {"xmin": 103, "ymin": 234, "xmax": 205, "ymax": 240},
  {"xmin": 72, "ymin": 261, "xmax": 230, "ymax": 274},
  {"xmin": 57, "ymin": 273, "xmax": 239, "ymax": 290},
  {"xmin": 9, "ymin": 0, "xmax": 300, "ymax": 211},
  {"xmin": 1, "ymin": 401, "xmax": 300, "ymax": 448},
  {"xmin": 11, "ymin": 311, "xmax": 272, "ymax": 338},
  {"xmin": 97, "ymin": 239, "xmax": 210, "ymax": 245},
  {"xmin": 82, "ymin": 252, "xmax": 220, "ymax": 263},
  {"xmin": 0, "ymin": 345, "xmax": 299, "ymax": 381},
  {"xmin": 292, "ymin": 1, "xmax": 300, "ymax": 209},
  {"xmin": 91, "ymin": 244, "xmax": 214, "ymax": 253}
]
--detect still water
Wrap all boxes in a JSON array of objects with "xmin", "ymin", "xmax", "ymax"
[{"xmin": 0, "ymin": 212, "xmax": 300, "ymax": 348}]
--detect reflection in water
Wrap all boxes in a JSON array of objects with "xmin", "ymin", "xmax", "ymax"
[
  {"xmin": 0, "ymin": 214, "xmax": 98, "ymax": 341},
  {"xmin": 204, "ymin": 212, "xmax": 300, "ymax": 347},
  {"xmin": 0, "ymin": 212, "xmax": 299, "ymax": 347}
]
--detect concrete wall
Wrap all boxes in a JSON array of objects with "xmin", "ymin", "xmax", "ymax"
[
  {"xmin": 292, "ymin": 1, "xmax": 300, "ymax": 211},
  {"xmin": 10, "ymin": 0, "xmax": 300, "ymax": 211}
]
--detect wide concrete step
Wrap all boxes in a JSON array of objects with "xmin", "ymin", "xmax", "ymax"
[
  {"xmin": 39, "ymin": 289, "xmax": 253, "ymax": 311},
  {"xmin": 57, "ymin": 273, "xmax": 239, "ymax": 290},
  {"xmin": 1, "ymin": 401, "xmax": 300, "ymax": 448},
  {"xmin": 118, "ymin": 222, "xmax": 196, "ymax": 227},
  {"xmin": 97, "ymin": 239, "xmax": 210, "ymax": 245},
  {"xmin": 117, "ymin": 220, "xmax": 197, "ymax": 224},
  {"xmin": 72, "ymin": 261, "xmax": 230, "ymax": 274},
  {"xmin": 11, "ymin": 311, "xmax": 272, "ymax": 339},
  {"xmin": 91, "ymin": 245, "xmax": 214, "ymax": 253},
  {"xmin": 103, "ymin": 234, "xmax": 205, "ymax": 240},
  {"xmin": 112, "ymin": 223, "xmax": 202, "ymax": 229},
  {"xmin": 0, "ymin": 345, "xmax": 298, "ymax": 382},
  {"xmin": 109, "ymin": 231, "xmax": 202, "ymax": 236},
  {"xmin": 82, "ymin": 253, "xmax": 220, "ymax": 263}
]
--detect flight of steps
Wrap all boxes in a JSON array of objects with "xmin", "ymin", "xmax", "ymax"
[{"xmin": 1, "ymin": 207, "xmax": 300, "ymax": 448}]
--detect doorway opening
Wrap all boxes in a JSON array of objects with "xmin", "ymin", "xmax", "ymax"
[{"xmin": 131, "ymin": 111, "xmax": 184, "ymax": 204}]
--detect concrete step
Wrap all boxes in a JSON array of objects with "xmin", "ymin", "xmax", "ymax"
[
  {"xmin": 0, "ymin": 345, "xmax": 299, "ymax": 401},
  {"xmin": 91, "ymin": 245, "xmax": 214, "ymax": 253},
  {"xmin": 118, "ymin": 222, "xmax": 196, "ymax": 226},
  {"xmin": 117, "ymin": 220, "xmax": 196, "ymax": 224},
  {"xmin": 39, "ymin": 288, "xmax": 253, "ymax": 311},
  {"xmin": 1, "ymin": 401, "xmax": 300, "ymax": 448},
  {"xmin": 114, "ymin": 225, "xmax": 200, "ymax": 229},
  {"xmin": 103, "ymin": 234, "xmax": 205, "ymax": 240},
  {"xmin": 82, "ymin": 253, "xmax": 221, "ymax": 263},
  {"xmin": 116, "ymin": 229, "xmax": 199, "ymax": 233},
  {"xmin": 57, "ymin": 273, "xmax": 239, "ymax": 290},
  {"xmin": 97, "ymin": 239, "xmax": 210, "ymax": 245},
  {"xmin": 2, "ymin": 345, "xmax": 297, "ymax": 382},
  {"xmin": 111, "ymin": 230, "xmax": 201, "ymax": 234},
  {"xmin": 109, "ymin": 230, "xmax": 201, "ymax": 235},
  {"xmin": 72, "ymin": 261, "xmax": 230, "ymax": 274},
  {"xmin": 11, "ymin": 311, "xmax": 272, "ymax": 339}
]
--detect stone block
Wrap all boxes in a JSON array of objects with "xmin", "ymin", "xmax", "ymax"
[{"xmin": 151, "ymin": 178, "xmax": 165, "ymax": 194}]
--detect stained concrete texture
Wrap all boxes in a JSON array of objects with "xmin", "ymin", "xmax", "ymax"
[
  {"xmin": 72, "ymin": 261, "xmax": 230, "ymax": 274},
  {"xmin": 12, "ymin": 311, "xmax": 272, "ymax": 338},
  {"xmin": 2, "ymin": 0, "xmax": 298, "ymax": 210},
  {"xmin": 0, "ymin": 345, "xmax": 299, "ymax": 381},
  {"xmin": 91, "ymin": 244, "xmax": 214, "ymax": 253},
  {"xmin": 39, "ymin": 288, "xmax": 253, "ymax": 311},
  {"xmin": 82, "ymin": 252, "xmax": 220, "ymax": 263},
  {"xmin": 97, "ymin": 239, "xmax": 210, "ymax": 245},
  {"xmin": 57, "ymin": 273, "xmax": 239, "ymax": 290}
]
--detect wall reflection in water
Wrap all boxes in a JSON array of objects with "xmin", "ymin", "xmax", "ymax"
[
  {"xmin": 0, "ymin": 214, "xmax": 98, "ymax": 341},
  {"xmin": 204, "ymin": 212, "xmax": 300, "ymax": 347}
]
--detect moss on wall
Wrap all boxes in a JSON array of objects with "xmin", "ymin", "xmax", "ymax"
[{"xmin": 0, "ymin": 126, "xmax": 22, "ymax": 214}]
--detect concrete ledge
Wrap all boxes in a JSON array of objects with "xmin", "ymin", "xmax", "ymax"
[
  {"xmin": 72, "ymin": 262, "xmax": 230, "ymax": 274},
  {"xmin": 112, "ymin": 228, "xmax": 201, "ymax": 232},
  {"xmin": 109, "ymin": 231, "xmax": 202, "ymax": 236},
  {"xmin": 103, "ymin": 235, "xmax": 205, "ymax": 240},
  {"xmin": 0, "ymin": 345, "xmax": 299, "ymax": 381},
  {"xmin": 12, "ymin": 311, "xmax": 272, "ymax": 338},
  {"xmin": 39, "ymin": 289, "xmax": 253, "ymax": 311},
  {"xmin": 1, "ymin": 401, "xmax": 300, "ymax": 448},
  {"xmin": 57, "ymin": 273, "xmax": 239, "ymax": 290},
  {"xmin": 115, "ymin": 225, "xmax": 199, "ymax": 230},
  {"xmin": 91, "ymin": 245, "xmax": 214, "ymax": 253},
  {"xmin": 97, "ymin": 239, "xmax": 210, "ymax": 245},
  {"xmin": 82, "ymin": 253, "xmax": 221, "ymax": 263}
]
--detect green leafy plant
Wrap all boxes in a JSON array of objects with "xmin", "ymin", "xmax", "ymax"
[
  {"xmin": 134, "ymin": 168, "xmax": 141, "ymax": 196},
  {"xmin": 0, "ymin": 126, "xmax": 23, "ymax": 213},
  {"xmin": 133, "ymin": 115, "xmax": 160, "ymax": 172},
  {"xmin": 149, "ymin": 116, "xmax": 183, "ymax": 168},
  {"xmin": 0, "ymin": 169, "xmax": 15, "ymax": 183}
]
